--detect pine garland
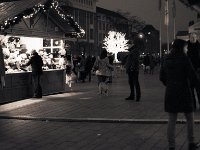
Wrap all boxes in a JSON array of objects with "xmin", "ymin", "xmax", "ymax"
[{"xmin": 0, "ymin": 0, "xmax": 85, "ymax": 38}]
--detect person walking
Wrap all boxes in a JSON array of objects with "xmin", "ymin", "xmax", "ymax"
[
  {"xmin": 160, "ymin": 39, "xmax": 200, "ymax": 150},
  {"xmin": 125, "ymin": 39, "xmax": 141, "ymax": 101},
  {"xmin": 107, "ymin": 55, "xmax": 114, "ymax": 83},
  {"xmin": 25, "ymin": 50, "xmax": 43, "ymax": 98},
  {"xmin": 85, "ymin": 55, "xmax": 93, "ymax": 82},
  {"xmin": 78, "ymin": 55, "xmax": 86, "ymax": 83},
  {"xmin": 93, "ymin": 49, "xmax": 113, "ymax": 95},
  {"xmin": 143, "ymin": 54, "xmax": 150, "ymax": 74},
  {"xmin": 187, "ymin": 33, "xmax": 200, "ymax": 109},
  {"xmin": 149, "ymin": 54, "xmax": 156, "ymax": 75}
]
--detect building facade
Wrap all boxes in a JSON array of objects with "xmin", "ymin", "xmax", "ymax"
[{"xmin": 61, "ymin": 0, "xmax": 130, "ymax": 56}]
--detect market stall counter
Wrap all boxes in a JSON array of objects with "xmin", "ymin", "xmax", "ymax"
[{"xmin": 0, "ymin": 69, "xmax": 65, "ymax": 104}]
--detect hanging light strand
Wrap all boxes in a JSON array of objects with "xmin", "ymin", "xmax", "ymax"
[{"xmin": 0, "ymin": 0, "xmax": 85, "ymax": 38}]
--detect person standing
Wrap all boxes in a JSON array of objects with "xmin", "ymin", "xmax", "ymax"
[
  {"xmin": 187, "ymin": 33, "xmax": 200, "ymax": 108},
  {"xmin": 143, "ymin": 54, "xmax": 150, "ymax": 74},
  {"xmin": 160, "ymin": 39, "xmax": 200, "ymax": 150},
  {"xmin": 26, "ymin": 50, "xmax": 43, "ymax": 98},
  {"xmin": 125, "ymin": 39, "xmax": 141, "ymax": 101},
  {"xmin": 78, "ymin": 55, "xmax": 86, "ymax": 83},
  {"xmin": 85, "ymin": 55, "xmax": 93, "ymax": 82},
  {"xmin": 107, "ymin": 55, "xmax": 114, "ymax": 83},
  {"xmin": 93, "ymin": 49, "xmax": 113, "ymax": 95},
  {"xmin": 0, "ymin": 44, "xmax": 5, "ymax": 88}
]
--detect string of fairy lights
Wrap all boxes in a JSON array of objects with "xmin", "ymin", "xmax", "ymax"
[{"xmin": 0, "ymin": 0, "xmax": 85, "ymax": 38}]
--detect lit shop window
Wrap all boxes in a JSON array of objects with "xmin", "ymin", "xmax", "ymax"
[
  {"xmin": 43, "ymin": 39, "xmax": 66, "ymax": 70},
  {"xmin": 1, "ymin": 36, "xmax": 66, "ymax": 74}
]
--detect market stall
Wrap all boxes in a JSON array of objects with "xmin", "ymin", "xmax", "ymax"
[
  {"xmin": 0, "ymin": 0, "xmax": 85, "ymax": 103},
  {"xmin": 0, "ymin": 36, "xmax": 66, "ymax": 103}
]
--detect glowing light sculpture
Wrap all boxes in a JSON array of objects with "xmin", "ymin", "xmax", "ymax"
[{"xmin": 103, "ymin": 31, "xmax": 129, "ymax": 62}]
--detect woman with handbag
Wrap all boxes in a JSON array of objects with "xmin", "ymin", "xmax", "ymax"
[{"xmin": 93, "ymin": 49, "xmax": 113, "ymax": 95}]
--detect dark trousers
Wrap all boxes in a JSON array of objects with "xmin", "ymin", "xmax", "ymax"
[
  {"xmin": 97, "ymin": 75, "xmax": 107, "ymax": 86},
  {"xmin": 127, "ymin": 71, "xmax": 141, "ymax": 99},
  {"xmin": 32, "ymin": 74, "xmax": 42, "ymax": 97},
  {"xmin": 86, "ymin": 70, "xmax": 92, "ymax": 82}
]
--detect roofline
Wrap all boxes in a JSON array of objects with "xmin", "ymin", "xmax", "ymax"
[{"xmin": 96, "ymin": 6, "xmax": 128, "ymax": 20}]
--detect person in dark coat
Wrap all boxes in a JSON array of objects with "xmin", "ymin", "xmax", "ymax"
[
  {"xmin": 187, "ymin": 33, "xmax": 200, "ymax": 108},
  {"xmin": 160, "ymin": 39, "xmax": 200, "ymax": 150},
  {"xmin": 0, "ymin": 44, "xmax": 5, "ymax": 88},
  {"xmin": 85, "ymin": 55, "xmax": 93, "ymax": 82},
  {"xmin": 26, "ymin": 50, "xmax": 43, "ymax": 98},
  {"xmin": 125, "ymin": 39, "xmax": 141, "ymax": 101}
]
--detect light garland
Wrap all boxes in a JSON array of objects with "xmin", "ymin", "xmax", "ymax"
[{"xmin": 0, "ymin": 0, "xmax": 85, "ymax": 38}]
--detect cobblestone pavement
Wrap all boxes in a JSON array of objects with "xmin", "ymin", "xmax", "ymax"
[{"xmin": 0, "ymin": 66, "xmax": 200, "ymax": 150}]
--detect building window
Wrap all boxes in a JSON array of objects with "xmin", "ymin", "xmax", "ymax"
[
  {"xmin": 99, "ymin": 22, "xmax": 102, "ymax": 30},
  {"xmin": 102, "ymin": 22, "xmax": 105, "ymax": 31},
  {"xmin": 99, "ymin": 33, "xmax": 102, "ymax": 41},
  {"xmin": 90, "ymin": 29, "xmax": 94, "ymax": 40},
  {"xmin": 90, "ymin": 13, "xmax": 93, "ymax": 24}
]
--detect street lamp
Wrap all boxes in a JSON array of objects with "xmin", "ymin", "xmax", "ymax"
[{"xmin": 138, "ymin": 33, "xmax": 144, "ymax": 39}]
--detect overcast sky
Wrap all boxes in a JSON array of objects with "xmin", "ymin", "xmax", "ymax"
[{"xmin": 96, "ymin": 0, "xmax": 198, "ymax": 43}]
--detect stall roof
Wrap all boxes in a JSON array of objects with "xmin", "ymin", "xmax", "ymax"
[
  {"xmin": 0, "ymin": 0, "xmax": 83, "ymax": 37},
  {"xmin": 0, "ymin": 0, "xmax": 47, "ymax": 23}
]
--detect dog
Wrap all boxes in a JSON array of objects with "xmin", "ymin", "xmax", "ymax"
[{"xmin": 98, "ymin": 82, "xmax": 109, "ymax": 96}]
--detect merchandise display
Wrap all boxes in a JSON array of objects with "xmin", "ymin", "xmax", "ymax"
[{"xmin": 1, "ymin": 36, "xmax": 66, "ymax": 73}]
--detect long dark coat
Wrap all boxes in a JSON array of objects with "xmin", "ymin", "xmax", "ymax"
[{"xmin": 160, "ymin": 52, "xmax": 199, "ymax": 113}]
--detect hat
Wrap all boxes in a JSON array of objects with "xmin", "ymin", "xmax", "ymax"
[{"xmin": 31, "ymin": 50, "xmax": 38, "ymax": 55}]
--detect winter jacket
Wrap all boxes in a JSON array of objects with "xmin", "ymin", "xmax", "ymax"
[
  {"xmin": 94, "ymin": 57, "xmax": 113, "ymax": 77},
  {"xmin": 26, "ymin": 53, "xmax": 43, "ymax": 75},
  {"xmin": 160, "ymin": 52, "xmax": 199, "ymax": 113},
  {"xmin": 187, "ymin": 41, "xmax": 200, "ymax": 71},
  {"xmin": 125, "ymin": 48, "xmax": 140, "ymax": 73}
]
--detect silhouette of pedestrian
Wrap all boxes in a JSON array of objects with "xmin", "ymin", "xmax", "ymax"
[
  {"xmin": 125, "ymin": 39, "xmax": 141, "ymax": 101},
  {"xmin": 93, "ymin": 49, "xmax": 113, "ymax": 95},
  {"xmin": 0, "ymin": 44, "xmax": 5, "ymax": 88},
  {"xmin": 160, "ymin": 39, "xmax": 200, "ymax": 150},
  {"xmin": 187, "ymin": 33, "xmax": 200, "ymax": 109},
  {"xmin": 26, "ymin": 50, "xmax": 43, "ymax": 98},
  {"xmin": 143, "ymin": 54, "xmax": 150, "ymax": 74}
]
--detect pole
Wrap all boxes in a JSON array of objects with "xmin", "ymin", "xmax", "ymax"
[
  {"xmin": 172, "ymin": 0, "xmax": 176, "ymax": 40},
  {"xmin": 164, "ymin": 0, "xmax": 169, "ymax": 53},
  {"xmin": 167, "ymin": 23, "xmax": 169, "ymax": 53},
  {"xmin": 173, "ymin": 18, "xmax": 176, "ymax": 39},
  {"xmin": 159, "ymin": 7, "xmax": 162, "ymax": 59}
]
